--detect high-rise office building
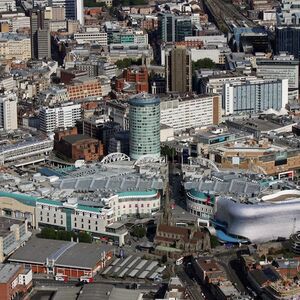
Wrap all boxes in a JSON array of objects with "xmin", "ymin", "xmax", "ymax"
[
  {"xmin": 276, "ymin": 26, "xmax": 300, "ymax": 58},
  {"xmin": 165, "ymin": 46, "xmax": 192, "ymax": 93},
  {"xmin": 223, "ymin": 78, "xmax": 289, "ymax": 115},
  {"xmin": 30, "ymin": 9, "xmax": 51, "ymax": 59},
  {"xmin": 49, "ymin": 0, "xmax": 84, "ymax": 25},
  {"xmin": 0, "ymin": 93, "xmax": 18, "ymax": 131},
  {"xmin": 158, "ymin": 13, "xmax": 192, "ymax": 43},
  {"xmin": 37, "ymin": 29, "xmax": 51, "ymax": 59},
  {"xmin": 129, "ymin": 93, "xmax": 160, "ymax": 160}
]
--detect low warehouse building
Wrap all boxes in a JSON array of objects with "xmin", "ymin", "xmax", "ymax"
[{"xmin": 8, "ymin": 237, "xmax": 113, "ymax": 279}]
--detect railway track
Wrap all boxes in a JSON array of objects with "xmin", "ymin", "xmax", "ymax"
[{"xmin": 204, "ymin": 0, "xmax": 255, "ymax": 31}]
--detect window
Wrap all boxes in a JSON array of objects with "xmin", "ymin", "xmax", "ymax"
[
  {"xmin": 81, "ymin": 224, "xmax": 84, "ymax": 229},
  {"xmin": 40, "ymin": 217, "xmax": 43, "ymax": 221},
  {"xmin": 54, "ymin": 219, "xmax": 56, "ymax": 224},
  {"xmin": 96, "ymin": 226, "xmax": 98, "ymax": 231},
  {"xmin": 47, "ymin": 218, "xmax": 49, "ymax": 222},
  {"xmin": 61, "ymin": 220, "xmax": 63, "ymax": 225},
  {"xmin": 74, "ymin": 223, "xmax": 77, "ymax": 227},
  {"xmin": 88, "ymin": 225, "xmax": 91, "ymax": 230}
]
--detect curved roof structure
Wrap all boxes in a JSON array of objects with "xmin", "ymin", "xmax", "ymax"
[
  {"xmin": 212, "ymin": 197, "xmax": 300, "ymax": 243},
  {"xmin": 100, "ymin": 153, "xmax": 130, "ymax": 164}
]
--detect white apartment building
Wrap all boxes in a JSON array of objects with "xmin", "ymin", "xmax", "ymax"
[
  {"xmin": 39, "ymin": 102, "xmax": 81, "ymax": 133},
  {"xmin": 256, "ymin": 57, "xmax": 299, "ymax": 89},
  {"xmin": 0, "ymin": 75, "xmax": 15, "ymax": 91},
  {"xmin": 190, "ymin": 47, "xmax": 230, "ymax": 64},
  {"xmin": 0, "ymin": 92, "xmax": 17, "ymax": 131},
  {"xmin": 74, "ymin": 32, "xmax": 108, "ymax": 45},
  {"xmin": 200, "ymin": 75, "xmax": 257, "ymax": 95},
  {"xmin": 0, "ymin": 0, "xmax": 16, "ymax": 12},
  {"xmin": 185, "ymin": 34, "xmax": 227, "ymax": 46},
  {"xmin": 11, "ymin": 16, "xmax": 30, "ymax": 32},
  {"xmin": 223, "ymin": 78, "xmax": 289, "ymax": 115},
  {"xmin": 160, "ymin": 94, "xmax": 221, "ymax": 132},
  {"xmin": 0, "ymin": 34, "xmax": 31, "ymax": 60}
]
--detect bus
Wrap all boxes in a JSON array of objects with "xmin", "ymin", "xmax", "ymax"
[{"xmin": 176, "ymin": 257, "xmax": 184, "ymax": 265}]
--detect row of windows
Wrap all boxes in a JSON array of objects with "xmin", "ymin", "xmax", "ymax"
[
  {"xmin": 40, "ymin": 217, "xmax": 64, "ymax": 225},
  {"xmin": 74, "ymin": 223, "xmax": 98, "ymax": 231}
]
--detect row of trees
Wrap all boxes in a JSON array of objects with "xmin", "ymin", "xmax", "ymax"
[
  {"xmin": 84, "ymin": 0, "xmax": 106, "ymax": 7},
  {"xmin": 38, "ymin": 227, "xmax": 92, "ymax": 243},
  {"xmin": 115, "ymin": 58, "xmax": 142, "ymax": 69},
  {"xmin": 192, "ymin": 58, "xmax": 216, "ymax": 71},
  {"xmin": 112, "ymin": 0, "xmax": 147, "ymax": 6}
]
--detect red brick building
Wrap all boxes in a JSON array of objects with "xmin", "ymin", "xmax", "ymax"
[
  {"xmin": 60, "ymin": 68, "xmax": 88, "ymax": 84},
  {"xmin": 0, "ymin": 263, "xmax": 32, "ymax": 300},
  {"xmin": 54, "ymin": 127, "xmax": 104, "ymax": 162},
  {"xmin": 67, "ymin": 77, "xmax": 102, "ymax": 100},
  {"xmin": 175, "ymin": 40, "xmax": 204, "ymax": 48},
  {"xmin": 9, "ymin": 238, "xmax": 113, "ymax": 280},
  {"xmin": 115, "ymin": 66, "xmax": 149, "ymax": 93}
]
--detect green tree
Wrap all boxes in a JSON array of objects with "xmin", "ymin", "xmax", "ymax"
[
  {"xmin": 161, "ymin": 145, "xmax": 176, "ymax": 161},
  {"xmin": 192, "ymin": 58, "xmax": 216, "ymax": 71},
  {"xmin": 210, "ymin": 235, "xmax": 220, "ymax": 248},
  {"xmin": 131, "ymin": 226, "xmax": 146, "ymax": 238},
  {"xmin": 161, "ymin": 255, "xmax": 168, "ymax": 263},
  {"xmin": 78, "ymin": 232, "xmax": 92, "ymax": 243},
  {"xmin": 115, "ymin": 58, "xmax": 142, "ymax": 69},
  {"xmin": 84, "ymin": 0, "xmax": 106, "ymax": 7},
  {"xmin": 39, "ymin": 227, "xmax": 57, "ymax": 239}
]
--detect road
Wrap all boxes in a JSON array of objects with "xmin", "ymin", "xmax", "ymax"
[
  {"xmin": 214, "ymin": 252, "xmax": 247, "ymax": 294},
  {"xmin": 176, "ymin": 265, "xmax": 205, "ymax": 300},
  {"xmin": 176, "ymin": 269, "xmax": 204, "ymax": 300}
]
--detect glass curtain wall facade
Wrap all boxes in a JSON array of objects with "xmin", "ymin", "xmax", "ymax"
[{"xmin": 129, "ymin": 94, "xmax": 160, "ymax": 160}]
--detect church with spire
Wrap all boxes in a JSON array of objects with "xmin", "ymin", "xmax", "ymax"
[{"xmin": 154, "ymin": 183, "xmax": 211, "ymax": 258}]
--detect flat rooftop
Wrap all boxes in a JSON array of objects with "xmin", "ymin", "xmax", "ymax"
[
  {"xmin": 0, "ymin": 263, "xmax": 20, "ymax": 283},
  {"xmin": 227, "ymin": 117, "xmax": 294, "ymax": 132},
  {"xmin": 196, "ymin": 257, "xmax": 223, "ymax": 273},
  {"xmin": 9, "ymin": 236, "xmax": 113, "ymax": 269},
  {"xmin": 0, "ymin": 217, "xmax": 24, "ymax": 238}
]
